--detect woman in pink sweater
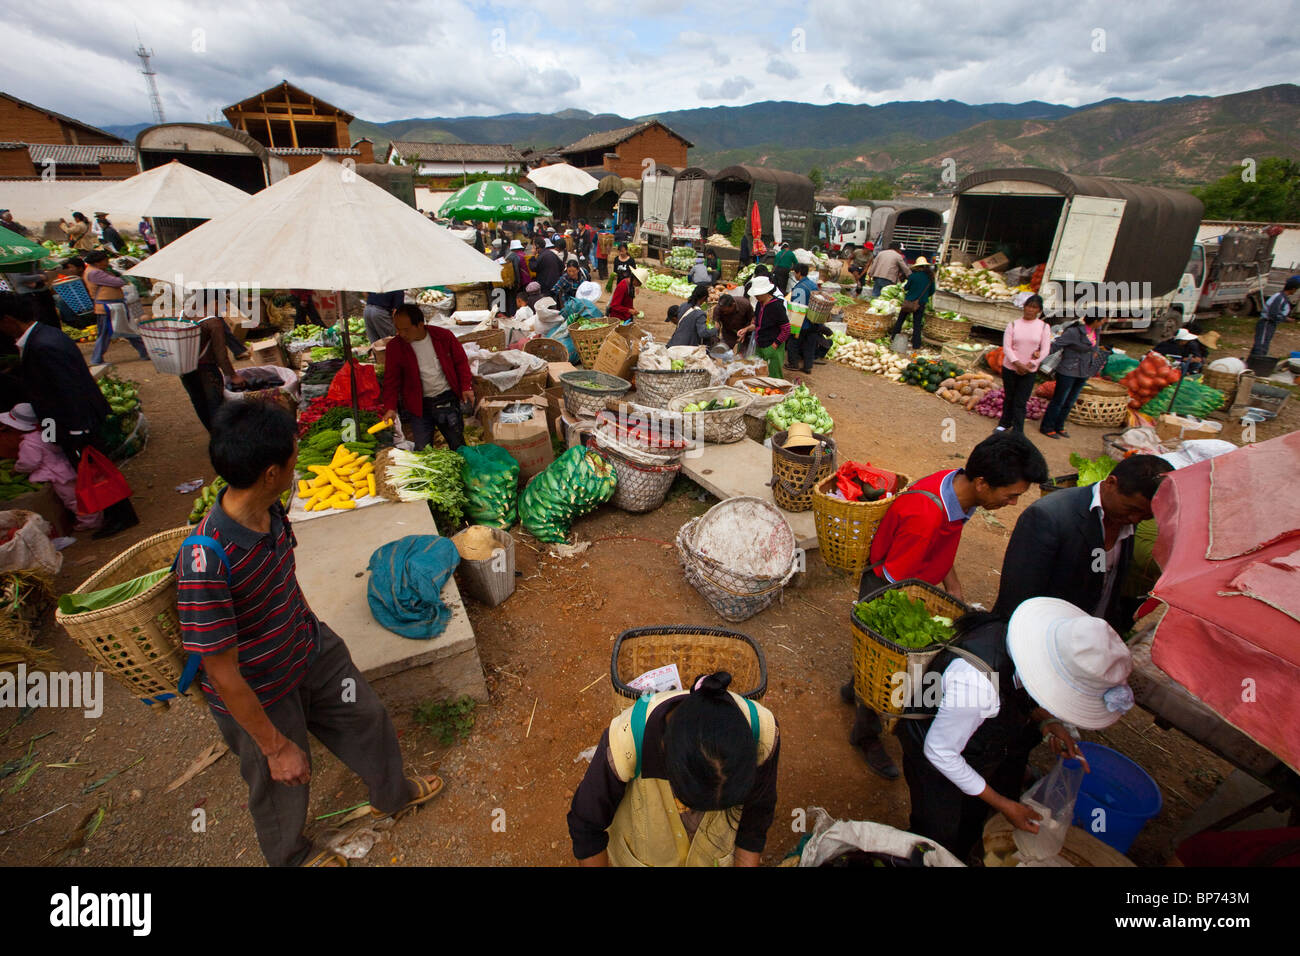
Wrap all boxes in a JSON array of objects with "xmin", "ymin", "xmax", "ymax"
[
  {"xmin": 1, "ymin": 403, "xmax": 102, "ymax": 531},
  {"xmin": 997, "ymin": 295, "xmax": 1052, "ymax": 432}
]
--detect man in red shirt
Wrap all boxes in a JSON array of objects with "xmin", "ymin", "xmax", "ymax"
[
  {"xmin": 381, "ymin": 304, "xmax": 474, "ymax": 450},
  {"xmin": 840, "ymin": 430, "xmax": 1048, "ymax": 779}
]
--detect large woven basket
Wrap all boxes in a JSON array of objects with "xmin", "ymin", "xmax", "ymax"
[
  {"xmin": 846, "ymin": 309, "xmax": 894, "ymax": 341},
  {"xmin": 561, "ymin": 369, "xmax": 632, "ymax": 417},
  {"xmin": 55, "ymin": 526, "xmax": 193, "ymax": 706},
  {"xmin": 588, "ymin": 436, "xmax": 681, "ymax": 513},
  {"xmin": 1201, "ymin": 367, "xmax": 1239, "ymax": 395},
  {"xmin": 769, "ymin": 432, "xmax": 837, "ymax": 512},
  {"xmin": 570, "ymin": 322, "xmax": 617, "ymax": 368},
  {"xmin": 460, "ymin": 327, "xmax": 506, "ymax": 351},
  {"xmin": 676, "ymin": 497, "xmax": 798, "ymax": 623},
  {"xmin": 940, "ymin": 342, "xmax": 990, "ymax": 370},
  {"xmin": 610, "ymin": 625, "xmax": 766, "ymax": 714},
  {"xmin": 667, "ymin": 386, "xmax": 754, "ymax": 444},
  {"xmin": 744, "ymin": 409, "xmax": 767, "ymax": 442},
  {"xmin": 921, "ymin": 314, "xmax": 972, "ymax": 344},
  {"xmin": 851, "ymin": 579, "xmax": 969, "ymax": 717},
  {"xmin": 1067, "ymin": 385, "xmax": 1129, "ymax": 427},
  {"xmin": 812, "ymin": 472, "xmax": 911, "ymax": 576},
  {"xmin": 524, "ymin": 337, "xmax": 569, "ymax": 363},
  {"xmin": 473, "ymin": 364, "xmax": 549, "ymax": 402},
  {"xmin": 633, "ymin": 367, "xmax": 712, "ymax": 408}
]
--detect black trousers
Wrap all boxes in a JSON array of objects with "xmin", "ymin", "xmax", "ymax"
[
  {"xmin": 180, "ymin": 364, "xmax": 225, "ymax": 432},
  {"xmin": 773, "ymin": 268, "xmax": 791, "ymax": 295},
  {"xmin": 998, "ymin": 368, "xmax": 1037, "ymax": 431},
  {"xmin": 401, "ymin": 392, "xmax": 465, "ymax": 450},
  {"xmin": 890, "ymin": 305, "xmax": 927, "ymax": 349}
]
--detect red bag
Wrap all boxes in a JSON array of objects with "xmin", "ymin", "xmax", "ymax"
[
  {"xmin": 326, "ymin": 361, "xmax": 381, "ymax": 407},
  {"xmin": 835, "ymin": 461, "xmax": 897, "ymax": 502},
  {"xmin": 75, "ymin": 446, "xmax": 132, "ymax": 513}
]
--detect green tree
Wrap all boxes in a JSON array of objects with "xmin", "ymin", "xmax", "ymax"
[
  {"xmin": 1192, "ymin": 157, "xmax": 1300, "ymax": 222},
  {"xmin": 808, "ymin": 167, "xmax": 824, "ymax": 191},
  {"xmin": 845, "ymin": 178, "xmax": 893, "ymax": 201}
]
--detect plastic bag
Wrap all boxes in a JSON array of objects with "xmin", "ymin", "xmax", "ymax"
[
  {"xmin": 75, "ymin": 446, "xmax": 132, "ymax": 513},
  {"xmin": 518, "ymin": 447, "xmax": 617, "ymax": 542},
  {"xmin": 459, "ymin": 443, "xmax": 520, "ymax": 529},
  {"xmin": 1013, "ymin": 757, "xmax": 1084, "ymax": 862},
  {"xmin": 835, "ymin": 461, "xmax": 898, "ymax": 502}
]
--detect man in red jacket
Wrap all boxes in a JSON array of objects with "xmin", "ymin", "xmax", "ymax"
[{"xmin": 381, "ymin": 304, "xmax": 474, "ymax": 450}]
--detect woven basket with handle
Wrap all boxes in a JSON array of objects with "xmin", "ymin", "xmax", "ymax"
[
  {"xmin": 609, "ymin": 625, "xmax": 766, "ymax": 714},
  {"xmin": 1201, "ymin": 367, "xmax": 1239, "ymax": 395},
  {"xmin": 1067, "ymin": 388, "xmax": 1129, "ymax": 427},
  {"xmin": 845, "ymin": 308, "xmax": 893, "ymax": 341},
  {"xmin": 55, "ymin": 526, "xmax": 193, "ymax": 705},
  {"xmin": 569, "ymin": 322, "xmax": 616, "ymax": 368},
  {"xmin": 851, "ymin": 579, "xmax": 969, "ymax": 717},
  {"xmin": 634, "ymin": 367, "xmax": 712, "ymax": 409},
  {"xmin": 769, "ymin": 431, "xmax": 837, "ymax": 512},
  {"xmin": 473, "ymin": 365, "xmax": 549, "ymax": 402},
  {"xmin": 667, "ymin": 386, "xmax": 754, "ymax": 444},
  {"xmin": 561, "ymin": 370, "xmax": 632, "ymax": 417},
  {"xmin": 811, "ymin": 471, "xmax": 911, "ymax": 576},
  {"xmin": 524, "ymin": 337, "xmax": 569, "ymax": 364},
  {"xmin": 921, "ymin": 314, "xmax": 972, "ymax": 344}
]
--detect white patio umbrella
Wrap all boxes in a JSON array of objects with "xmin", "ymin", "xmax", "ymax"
[
  {"xmin": 71, "ymin": 159, "xmax": 251, "ymax": 222},
  {"xmin": 128, "ymin": 156, "xmax": 502, "ymax": 410},
  {"xmin": 525, "ymin": 163, "xmax": 600, "ymax": 196}
]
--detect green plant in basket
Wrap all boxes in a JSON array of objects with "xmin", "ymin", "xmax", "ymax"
[{"xmin": 854, "ymin": 590, "xmax": 955, "ymax": 649}]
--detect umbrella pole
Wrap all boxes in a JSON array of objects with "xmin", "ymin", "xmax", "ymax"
[{"xmin": 335, "ymin": 289, "xmax": 360, "ymax": 421}]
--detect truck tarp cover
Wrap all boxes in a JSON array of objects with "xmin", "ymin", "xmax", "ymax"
[
  {"xmin": 956, "ymin": 168, "xmax": 1204, "ymax": 295},
  {"xmin": 713, "ymin": 165, "xmax": 815, "ymax": 211}
]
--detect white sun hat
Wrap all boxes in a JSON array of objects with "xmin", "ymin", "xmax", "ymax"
[
  {"xmin": 576, "ymin": 280, "xmax": 602, "ymax": 302},
  {"xmin": 748, "ymin": 275, "xmax": 775, "ymax": 296},
  {"xmin": 1006, "ymin": 597, "xmax": 1134, "ymax": 730}
]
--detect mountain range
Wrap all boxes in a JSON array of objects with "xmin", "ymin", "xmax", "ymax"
[{"xmin": 102, "ymin": 83, "xmax": 1300, "ymax": 189}]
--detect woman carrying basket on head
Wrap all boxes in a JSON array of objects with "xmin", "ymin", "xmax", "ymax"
[{"xmin": 568, "ymin": 672, "xmax": 780, "ymax": 867}]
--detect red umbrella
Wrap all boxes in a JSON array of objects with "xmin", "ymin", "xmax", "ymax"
[
  {"xmin": 750, "ymin": 200, "xmax": 761, "ymax": 241},
  {"xmin": 1147, "ymin": 431, "xmax": 1300, "ymax": 772}
]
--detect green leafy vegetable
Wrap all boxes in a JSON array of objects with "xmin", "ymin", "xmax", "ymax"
[
  {"xmin": 853, "ymin": 590, "xmax": 956, "ymax": 649},
  {"xmin": 1069, "ymin": 453, "xmax": 1118, "ymax": 487}
]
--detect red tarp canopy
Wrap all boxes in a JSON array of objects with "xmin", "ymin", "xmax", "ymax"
[{"xmin": 1150, "ymin": 431, "xmax": 1300, "ymax": 773}]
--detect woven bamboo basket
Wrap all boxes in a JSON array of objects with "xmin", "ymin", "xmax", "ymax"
[
  {"xmin": 769, "ymin": 432, "xmax": 837, "ymax": 512},
  {"xmin": 1067, "ymin": 387, "xmax": 1129, "ymax": 427},
  {"xmin": 587, "ymin": 437, "xmax": 681, "ymax": 513},
  {"xmin": 1201, "ymin": 367, "xmax": 1240, "ymax": 395},
  {"xmin": 851, "ymin": 579, "xmax": 969, "ymax": 717},
  {"xmin": 744, "ymin": 409, "xmax": 768, "ymax": 442},
  {"xmin": 668, "ymin": 386, "xmax": 754, "ymax": 444},
  {"xmin": 473, "ymin": 365, "xmax": 549, "ymax": 402},
  {"xmin": 524, "ymin": 337, "xmax": 569, "ymax": 363},
  {"xmin": 940, "ymin": 342, "xmax": 990, "ymax": 370},
  {"xmin": 569, "ymin": 322, "xmax": 617, "ymax": 368},
  {"xmin": 921, "ymin": 314, "xmax": 973, "ymax": 344},
  {"xmin": 676, "ymin": 499, "xmax": 798, "ymax": 622},
  {"xmin": 55, "ymin": 526, "xmax": 193, "ymax": 705},
  {"xmin": 460, "ymin": 327, "xmax": 506, "ymax": 351},
  {"xmin": 609, "ymin": 625, "xmax": 767, "ymax": 714},
  {"xmin": 846, "ymin": 309, "xmax": 894, "ymax": 340},
  {"xmin": 561, "ymin": 370, "xmax": 632, "ymax": 417},
  {"xmin": 811, "ymin": 472, "xmax": 911, "ymax": 576},
  {"xmin": 633, "ymin": 367, "xmax": 711, "ymax": 408}
]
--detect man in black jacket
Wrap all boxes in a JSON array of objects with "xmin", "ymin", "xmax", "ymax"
[
  {"xmin": 0, "ymin": 292, "xmax": 139, "ymax": 538},
  {"xmin": 992, "ymin": 454, "xmax": 1173, "ymax": 631},
  {"xmin": 532, "ymin": 237, "xmax": 564, "ymax": 293}
]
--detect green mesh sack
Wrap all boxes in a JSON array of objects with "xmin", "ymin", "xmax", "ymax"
[
  {"xmin": 519, "ymin": 447, "xmax": 618, "ymax": 542},
  {"xmin": 459, "ymin": 444, "xmax": 520, "ymax": 529}
]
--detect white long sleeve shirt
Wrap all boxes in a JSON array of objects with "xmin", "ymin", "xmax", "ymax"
[{"xmin": 922, "ymin": 659, "xmax": 1006, "ymax": 796}]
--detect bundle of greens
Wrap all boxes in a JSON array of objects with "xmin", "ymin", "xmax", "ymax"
[
  {"xmin": 0, "ymin": 460, "xmax": 39, "ymax": 500},
  {"xmin": 1140, "ymin": 380, "xmax": 1226, "ymax": 418},
  {"xmin": 1069, "ymin": 453, "xmax": 1117, "ymax": 487},
  {"xmin": 853, "ymin": 590, "xmax": 955, "ymax": 649},
  {"xmin": 384, "ymin": 448, "xmax": 468, "ymax": 521}
]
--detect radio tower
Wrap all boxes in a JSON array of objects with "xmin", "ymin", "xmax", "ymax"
[{"xmin": 136, "ymin": 43, "xmax": 166, "ymax": 124}]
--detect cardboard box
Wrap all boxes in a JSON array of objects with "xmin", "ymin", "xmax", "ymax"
[
  {"xmin": 3, "ymin": 484, "xmax": 72, "ymax": 537},
  {"xmin": 247, "ymin": 335, "xmax": 285, "ymax": 368},
  {"xmin": 547, "ymin": 361, "xmax": 578, "ymax": 386},
  {"xmin": 497, "ymin": 385, "xmax": 563, "ymax": 436},
  {"xmin": 480, "ymin": 396, "xmax": 554, "ymax": 480},
  {"xmin": 972, "ymin": 252, "xmax": 1010, "ymax": 272},
  {"xmin": 593, "ymin": 331, "xmax": 637, "ymax": 380},
  {"xmin": 1155, "ymin": 414, "xmax": 1224, "ymax": 443}
]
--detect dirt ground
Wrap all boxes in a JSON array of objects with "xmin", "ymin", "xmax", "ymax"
[{"xmin": 1, "ymin": 286, "xmax": 1295, "ymax": 868}]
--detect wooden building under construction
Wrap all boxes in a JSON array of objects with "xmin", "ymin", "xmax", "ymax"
[{"xmin": 221, "ymin": 80, "xmax": 373, "ymax": 173}]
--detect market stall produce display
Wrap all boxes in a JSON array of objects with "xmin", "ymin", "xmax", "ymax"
[
  {"xmin": 766, "ymin": 384, "xmax": 833, "ymax": 434},
  {"xmin": 298, "ymin": 444, "xmax": 378, "ymax": 512},
  {"xmin": 459, "ymin": 444, "xmax": 520, "ymax": 529},
  {"xmin": 62, "ymin": 325, "xmax": 96, "ymax": 343},
  {"xmin": 974, "ymin": 387, "xmax": 1049, "ymax": 420},
  {"xmin": 1117, "ymin": 352, "xmax": 1181, "ymax": 407},
  {"xmin": 0, "ymin": 460, "xmax": 39, "ymax": 500},
  {"xmin": 518, "ymin": 446, "xmax": 617, "ymax": 542},
  {"xmin": 188, "ymin": 476, "xmax": 226, "ymax": 524},
  {"xmin": 1139, "ymin": 380, "xmax": 1226, "ymax": 418},
  {"xmin": 830, "ymin": 338, "xmax": 908, "ymax": 379},
  {"xmin": 383, "ymin": 447, "xmax": 468, "ymax": 521},
  {"xmin": 934, "ymin": 371, "xmax": 999, "ymax": 410},
  {"xmin": 899, "ymin": 357, "xmax": 964, "ymax": 393},
  {"xmin": 937, "ymin": 265, "xmax": 1020, "ymax": 300}
]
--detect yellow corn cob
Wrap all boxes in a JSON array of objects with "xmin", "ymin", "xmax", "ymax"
[
  {"xmin": 306, "ymin": 465, "xmax": 330, "ymax": 476},
  {"xmin": 297, "ymin": 480, "xmax": 311, "ymax": 497},
  {"xmin": 367, "ymin": 474, "xmax": 376, "ymax": 498},
  {"xmin": 332, "ymin": 499, "xmax": 357, "ymax": 509},
  {"xmin": 308, "ymin": 474, "xmax": 330, "ymax": 489}
]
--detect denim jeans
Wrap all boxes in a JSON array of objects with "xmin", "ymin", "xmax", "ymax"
[
  {"xmin": 1040, "ymin": 373, "xmax": 1087, "ymax": 433},
  {"xmin": 872, "ymin": 277, "xmax": 890, "ymax": 297},
  {"xmin": 1250, "ymin": 319, "xmax": 1278, "ymax": 357},
  {"xmin": 91, "ymin": 302, "xmax": 149, "ymax": 364}
]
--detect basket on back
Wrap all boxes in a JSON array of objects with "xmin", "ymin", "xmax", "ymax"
[
  {"xmin": 609, "ymin": 625, "xmax": 767, "ymax": 714},
  {"xmin": 54, "ymin": 526, "xmax": 193, "ymax": 706},
  {"xmin": 569, "ymin": 322, "xmax": 616, "ymax": 368},
  {"xmin": 812, "ymin": 471, "xmax": 911, "ymax": 576},
  {"xmin": 850, "ymin": 579, "xmax": 969, "ymax": 719}
]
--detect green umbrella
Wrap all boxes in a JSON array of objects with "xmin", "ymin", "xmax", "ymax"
[
  {"xmin": 0, "ymin": 225, "xmax": 54, "ymax": 270},
  {"xmin": 437, "ymin": 180, "xmax": 551, "ymax": 221}
]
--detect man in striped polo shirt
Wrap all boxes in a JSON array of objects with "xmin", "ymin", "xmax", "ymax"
[{"xmin": 178, "ymin": 401, "xmax": 442, "ymax": 867}]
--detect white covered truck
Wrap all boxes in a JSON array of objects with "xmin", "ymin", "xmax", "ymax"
[{"xmin": 935, "ymin": 169, "xmax": 1204, "ymax": 341}]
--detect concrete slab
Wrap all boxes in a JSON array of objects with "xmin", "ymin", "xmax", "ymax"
[
  {"xmin": 292, "ymin": 500, "xmax": 486, "ymax": 699},
  {"xmin": 681, "ymin": 439, "xmax": 819, "ymax": 551}
]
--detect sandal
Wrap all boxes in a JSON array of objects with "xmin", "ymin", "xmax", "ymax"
[
  {"xmin": 371, "ymin": 773, "xmax": 445, "ymax": 822},
  {"xmin": 301, "ymin": 848, "xmax": 348, "ymax": 867}
]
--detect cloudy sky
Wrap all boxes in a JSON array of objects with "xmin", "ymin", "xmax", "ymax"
[{"xmin": 4, "ymin": 0, "xmax": 1296, "ymax": 128}]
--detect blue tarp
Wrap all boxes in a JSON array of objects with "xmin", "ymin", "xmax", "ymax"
[{"xmin": 366, "ymin": 534, "xmax": 460, "ymax": 640}]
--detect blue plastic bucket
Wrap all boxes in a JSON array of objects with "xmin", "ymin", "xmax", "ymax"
[{"xmin": 1071, "ymin": 742, "xmax": 1162, "ymax": 853}]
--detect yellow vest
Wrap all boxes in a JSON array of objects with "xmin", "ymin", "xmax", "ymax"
[{"xmin": 604, "ymin": 691, "xmax": 777, "ymax": 867}]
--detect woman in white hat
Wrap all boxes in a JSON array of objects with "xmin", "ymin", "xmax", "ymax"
[
  {"xmin": 735, "ymin": 275, "xmax": 789, "ymax": 378},
  {"xmin": 0, "ymin": 402, "xmax": 101, "ymax": 530},
  {"xmin": 896, "ymin": 597, "xmax": 1134, "ymax": 861}
]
